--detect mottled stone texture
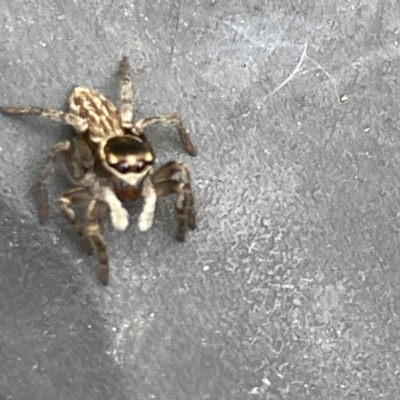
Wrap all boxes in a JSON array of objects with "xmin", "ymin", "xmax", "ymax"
[{"xmin": 1, "ymin": 1, "xmax": 400, "ymax": 399}]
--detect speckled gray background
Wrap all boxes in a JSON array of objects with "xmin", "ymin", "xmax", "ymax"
[{"xmin": 1, "ymin": 1, "xmax": 400, "ymax": 399}]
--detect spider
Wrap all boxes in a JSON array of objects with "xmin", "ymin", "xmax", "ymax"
[{"xmin": 2, "ymin": 56, "xmax": 197, "ymax": 285}]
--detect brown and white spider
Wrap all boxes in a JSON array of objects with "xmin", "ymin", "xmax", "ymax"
[{"xmin": 3, "ymin": 56, "xmax": 197, "ymax": 285}]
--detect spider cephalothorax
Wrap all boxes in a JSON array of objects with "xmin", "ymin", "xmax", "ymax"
[
  {"xmin": 98, "ymin": 135, "xmax": 155, "ymax": 185},
  {"xmin": 2, "ymin": 56, "xmax": 196, "ymax": 285}
]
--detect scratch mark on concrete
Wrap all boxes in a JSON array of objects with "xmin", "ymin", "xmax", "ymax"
[
  {"xmin": 265, "ymin": 40, "xmax": 309, "ymax": 99},
  {"xmin": 265, "ymin": 40, "xmax": 341, "ymax": 102},
  {"xmin": 170, "ymin": 0, "xmax": 181, "ymax": 64},
  {"xmin": 307, "ymin": 55, "xmax": 341, "ymax": 102}
]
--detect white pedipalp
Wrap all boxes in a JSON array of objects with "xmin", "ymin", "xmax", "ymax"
[
  {"xmin": 138, "ymin": 177, "xmax": 157, "ymax": 232},
  {"xmin": 101, "ymin": 186, "xmax": 129, "ymax": 231}
]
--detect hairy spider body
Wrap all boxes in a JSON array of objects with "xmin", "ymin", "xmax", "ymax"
[{"xmin": 3, "ymin": 57, "xmax": 196, "ymax": 285}]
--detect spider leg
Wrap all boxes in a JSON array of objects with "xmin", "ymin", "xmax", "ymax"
[
  {"xmin": 86, "ymin": 200, "xmax": 109, "ymax": 285},
  {"xmin": 64, "ymin": 138, "xmax": 94, "ymax": 183},
  {"xmin": 135, "ymin": 114, "xmax": 197, "ymax": 156},
  {"xmin": 2, "ymin": 106, "xmax": 88, "ymax": 132},
  {"xmin": 138, "ymin": 176, "xmax": 157, "ymax": 232},
  {"xmin": 120, "ymin": 56, "xmax": 134, "ymax": 128},
  {"xmin": 153, "ymin": 161, "xmax": 196, "ymax": 241},
  {"xmin": 59, "ymin": 187, "xmax": 95, "ymax": 255},
  {"xmin": 38, "ymin": 140, "xmax": 72, "ymax": 221}
]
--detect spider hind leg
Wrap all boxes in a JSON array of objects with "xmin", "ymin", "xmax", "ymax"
[
  {"xmin": 120, "ymin": 56, "xmax": 134, "ymax": 128},
  {"xmin": 2, "ymin": 106, "xmax": 88, "ymax": 132},
  {"xmin": 135, "ymin": 114, "xmax": 197, "ymax": 156}
]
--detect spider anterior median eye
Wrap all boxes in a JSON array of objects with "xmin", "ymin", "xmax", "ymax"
[
  {"xmin": 135, "ymin": 161, "xmax": 146, "ymax": 173},
  {"xmin": 116, "ymin": 161, "xmax": 130, "ymax": 173}
]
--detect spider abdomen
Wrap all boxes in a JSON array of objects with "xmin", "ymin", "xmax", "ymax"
[{"xmin": 70, "ymin": 87, "xmax": 124, "ymax": 141}]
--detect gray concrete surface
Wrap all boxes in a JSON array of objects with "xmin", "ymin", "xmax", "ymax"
[{"xmin": 1, "ymin": 1, "xmax": 400, "ymax": 399}]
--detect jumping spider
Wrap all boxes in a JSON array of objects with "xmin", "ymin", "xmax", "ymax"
[{"xmin": 3, "ymin": 57, "xmax": 197, "ymax": 285}]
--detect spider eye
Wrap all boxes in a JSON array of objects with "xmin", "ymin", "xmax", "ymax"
[
  {"xmin": 117, "ymin": 161, "xmax": 130, "ymax": 173},
  {"xmin": 108, "ymin": 159, "xmax": 130, "ymax": 173},
  {"xmin": 108, "ymin": 159, "xmax": 152, "ymax": 175},
  {"xmin": 134, "ymin": 161, "xmax": 146, "ymax": 173}
]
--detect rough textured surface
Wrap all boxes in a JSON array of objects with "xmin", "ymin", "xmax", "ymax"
[{"xmin": 1, "ymin": 1, "xmax": 400, "ymax": 399}]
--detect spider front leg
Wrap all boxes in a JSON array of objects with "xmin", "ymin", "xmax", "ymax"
[
  {"xmin": 2, "ymin": 106, "xmax": 88, "ymax": 132},
  {"xmin": 59, "ymin": 187, "xmax": 95, "ymax": 255},
  {"xmin": 120, "ymin": 56, "xmax": 134, "ymax": 128},
  {"xmin": 153, "ymin": 161, "xmax": 196, "ymax": 241},
  {"xmin": 86, "ymin": 200, "xmax": 109, "ymax": 285},
  {"xmin": 135, "ymin": 114, "xmax": 197, "ymax": 156}
]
